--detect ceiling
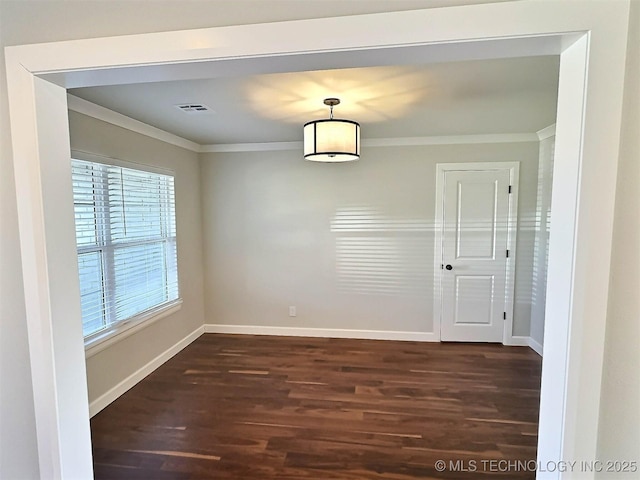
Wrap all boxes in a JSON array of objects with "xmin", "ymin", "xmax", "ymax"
[{"xmin": 70, "ymin": 55, "xmax": 560, "ymax": 146}]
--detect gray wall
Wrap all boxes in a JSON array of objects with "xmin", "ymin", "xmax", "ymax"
[
  {"xmin": 68, "ymin": 111, "xmax": 205, "ymax": 403},
  {"xmin": 201, "ymin": 142, "xmax": 539, "ymax": 336},
  {"xmin": 597, "ymin": 0, "xmax": 640, "ymax": 473}
]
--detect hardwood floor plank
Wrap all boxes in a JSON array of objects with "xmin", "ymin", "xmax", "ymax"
[
  {"xmin": 91, "ymin": 334, "xmax": 541, "ymax": 479},
  {"xmin": 125, "ymin": 450, "xmax": 221, "ymax": 461}
]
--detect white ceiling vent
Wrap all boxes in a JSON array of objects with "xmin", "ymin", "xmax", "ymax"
[{"xmin": 175, "ymin": 103, "xmax": 212, "ymax": 114}]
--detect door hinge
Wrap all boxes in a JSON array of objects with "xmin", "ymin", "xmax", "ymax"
[
  {"xmin": 503, "ymin": 312, "xmax": 507, "ymax": 320},
  {"xmin": 441, "ymin": 264, "xmax": 444, "ymax": 270},
  {"xmin": 506, "ymin": 249, "xmax": 510, "ymax": 258},
  {"xmin": 508, "ymin": 185, "xmax": 512, "ymax": 194}
]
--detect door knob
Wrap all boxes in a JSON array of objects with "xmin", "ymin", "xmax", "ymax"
[{"xmin": 445, "ymin": 264, "xmax": 453, "ymax": 270}]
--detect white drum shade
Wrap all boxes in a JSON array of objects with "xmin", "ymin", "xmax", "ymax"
[{"xmin": 303, "ymin": 119, "xmax": 360, "ymax": 162}]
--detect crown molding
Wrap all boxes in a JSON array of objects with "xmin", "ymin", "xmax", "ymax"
[
  {"xmin": 200, "ymin": 133, "xmax": 539, "ymax": 154},
  {"xmin": 363, "ymin": 133, "xmax": 539, "ymax": 147},
  {"xmin": 200, "ymin": 141, "xmax": 302, "ymax": 153},
  {"xmin": 67, "ymin": 94, "xmax": 201, "ymax": 152},
  {"xmin": 536, "ymin": 123, "xmax": 556, "ymax": 140}
]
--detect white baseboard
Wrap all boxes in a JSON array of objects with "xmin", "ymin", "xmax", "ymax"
[
  {"xmin": 203, "ymin": 324, "xmax": 439, "ymax": 342},
  {"xmin": 528, "ymin": 337, "xmax": 543, "ymax": 356},
  {"xmin": 89, "ymin": 325, "xmax": 204, "ymax": 417},
  {"xmin": 505, "ymin": 335, "xmax": 531, "ymax": 347},
  {"xmin": 505, "ymin": 335, "xmax": 543, "ymax": 356}
]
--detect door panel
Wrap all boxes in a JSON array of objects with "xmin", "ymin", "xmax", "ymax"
[
  {"xmin": 456, "ymin": 181, "xmax": 497, "ymax": 259},
  {"xmin": 454, "ymin": 275, "xmax": 494, "ymax": 325},
  {"xmin": 440, "ymin": 168, "xmax": 511, "ymax": 342}
]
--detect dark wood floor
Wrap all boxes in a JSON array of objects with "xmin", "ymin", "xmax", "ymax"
[{"xmin": 91, "ymin": 334, "xmax": 542, "ymax": 479}]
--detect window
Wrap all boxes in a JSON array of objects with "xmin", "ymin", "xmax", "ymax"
[{"xmin": 72, "ymin": 157, "xmax": 179, "ymax": 340}]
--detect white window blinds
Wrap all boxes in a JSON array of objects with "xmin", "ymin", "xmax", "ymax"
[{"xmin": 72, "ymin": 158, "xmax": 179, "ymax": 338}]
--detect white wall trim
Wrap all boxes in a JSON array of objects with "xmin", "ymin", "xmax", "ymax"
[
  {"xmin": 88, "ymin": 325, "xmax": 204, "ymax": 417},
  {"xmin": 85, "ymin": 300, "xmax": 183, "ymax": 359},
  {"xmin": 363, "ymin": 133, "xmax": 538, "ymax": 147},
  {"xmin": 71, "ymin": 149, "xmax": 175, "ymax": 176},
  {"xmin": 506, "ymin": 335, "xmax": 532, "ymax": 347},
  {"xmin": 67, "ymin": 94, "xmax": 201, "ymax": 152},
  {"xmin": 200, "ymin": 141, "xmax": 302, "ymax": 153},
  {"xmin": 204, "ymin": 324, "xmax": 438, "ymax": 342},
  {"xmin": 200, "ymin": 133, "xmax": 539, "ymax": 153},
  {"xmin": 537, "ymin": 124, "xmax": 556, "ymax": 140},
  {"xmin": 205, "ymin": 326, "xmax": 542, "ymax": 355},
  {"xmin": 498, "ymin": 335, "xmax": 544, "ymax": 356},
  {"xmin": 529, "ymin": 337, "xmax": 543, "ymax": 356}
]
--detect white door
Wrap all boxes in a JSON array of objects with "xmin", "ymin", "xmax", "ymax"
[{"xmin": 438, "ymin": 166, "xmax": 515, "ymax": 342}]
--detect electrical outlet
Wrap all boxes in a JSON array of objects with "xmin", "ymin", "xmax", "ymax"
[{"xmin": 289, "ymin": 306, "xmax": 297, "ymax": 317}]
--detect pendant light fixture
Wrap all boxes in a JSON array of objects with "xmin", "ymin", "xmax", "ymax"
[{"xmin": 303, "ymin": 98, "xmax": 360, "ymax": 162}]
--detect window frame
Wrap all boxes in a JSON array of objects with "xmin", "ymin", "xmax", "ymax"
[{"xmin": 71, "ymin": 150, "xmax": 182, "ymax": 357}]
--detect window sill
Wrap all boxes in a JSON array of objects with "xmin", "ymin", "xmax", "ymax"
[{"xmin": 84, "ymin": 299, "xmax": 183, "ymax": 359}]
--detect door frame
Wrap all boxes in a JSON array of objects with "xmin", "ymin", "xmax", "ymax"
[{"xmin": 433, "ymin": 162, "xmax": 520, "ymax": 344}]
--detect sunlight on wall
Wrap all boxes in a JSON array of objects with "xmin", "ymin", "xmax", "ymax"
[{"xmin": 331, "ymin": 205, "xmax": 432, "ymax": 296}]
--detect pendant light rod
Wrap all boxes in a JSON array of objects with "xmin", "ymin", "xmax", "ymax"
[{"xmin": 324, "ymin": 98, "xmax": 340, "ymax": 120}]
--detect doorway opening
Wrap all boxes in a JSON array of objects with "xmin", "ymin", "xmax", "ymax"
[{"xmin": 5, "ymin": 3, "xmax": 629, "ymax": 477}]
